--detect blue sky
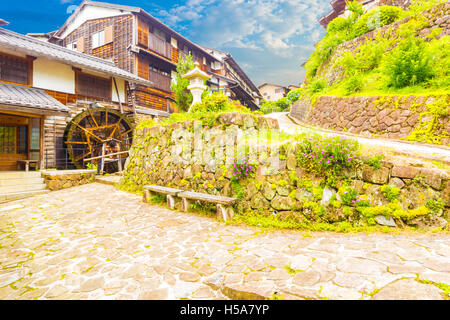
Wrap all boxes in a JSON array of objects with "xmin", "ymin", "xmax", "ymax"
[{"xmin": 1, "ymin": 0, "xmax": 332, "ymax": 87}]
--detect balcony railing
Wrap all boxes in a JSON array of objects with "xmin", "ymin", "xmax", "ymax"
[
  {"xmin": 149, "ymin": 33, "xmax": 172, "ymax": 60},
  {"xmin": 149, "ymin": 69, "xmax": 172, "ymax": 92}
]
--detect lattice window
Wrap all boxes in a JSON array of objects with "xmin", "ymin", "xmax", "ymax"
[
  {"xmin": 0, "ymin": 126, "xmax": 15, "ymax": 154},
  {"xmin": 0, "ymin": 53, "xmax": 29, "ymax": 85},
  {"xmin": 16, "ymin": 126, "xmax": 27, "ymax": 154},
  {"xmin": 77, "ymin": 73, "xmax": 111, "ymax": 101}
]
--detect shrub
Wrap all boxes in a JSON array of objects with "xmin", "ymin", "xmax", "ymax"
[
  {"xmin": 259, "ymin": 97, "xmax": 290, "ymax": 114},
  {"xmin": 364, "ymin": 154, "xmax": 384, "ymax": 169},
  {"xmin": 231, "ymin": 156, "xmax": 255, "ymax": 182},
  {"xmin": 383, "ymin": 36, "xmax": 434, "ymax": 88},
  {"xmin": 297, "ymin": 135, "xmax": 360, "ymax": 185},
  {"xmin": 338, "ymin": 186, "xmax": 359, "ymax": 206},
  {"xmin": 190, "ymin": 92, "xmax": 233, "ymax": 113},
  {"xmin": 171, "ymin": 53, "xmax": 194, "ymax": 112},
  {"xmin": 309, "ymin": 78, "xmax": 327, "ymax": 94},
  {"xmin": 352, "ymin": 6, "xmax": 405, "ymax": 39},
  {"xmin": 344, "ymin": 75, "xmax": 364, "ymax": 95},
  {"xmin": 327, "ymin": 16, "xmax": 351, "ymax": 33},
  {"xmin": 286, "ymin": 88, "xmax": 303, "ymax": 103}
]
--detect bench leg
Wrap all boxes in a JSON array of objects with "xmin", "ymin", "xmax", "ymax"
[
  {"xmin": 217, "ymin": 204, "xmax": 235, "ymax": 222},
  {"xmin": 167, "ymin": 195, "xmax": 176, "ymax": 210},
  {"xmin": 226, "ymin": 207, "xmax": 235, "ymax": 220},
  {"xmin": 143, "ymin": 190, "xmax": 151, "ymax": 203},
  {"xmin": 25, "ymin": 163, "xmax": 29, "ymax": 172},
  {"xmin": 181, "ymin": 198, "xmax": 190, "ymax": 212}
]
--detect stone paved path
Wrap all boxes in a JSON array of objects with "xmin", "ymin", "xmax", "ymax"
[
  {"xmin": 266, "ymin": 112, "xmax": 450, "ymax": 165},
  {"xmin": 0, "ymin": 183, "xmax": 449, "ymax": 300}
]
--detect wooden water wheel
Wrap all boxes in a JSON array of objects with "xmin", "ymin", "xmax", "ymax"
[{"xmin": 65, "ymin": 105, "xmax": 134, "ymax": 172}]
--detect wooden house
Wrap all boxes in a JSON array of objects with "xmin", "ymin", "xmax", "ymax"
[
  {"xmin": 258, "ymin": 83, "xmax": 289, "ymax": 102},
  {"xmin": 32, "ymin": 0, "xmax": 261, "ymax": 113},
  {"xmin": 0, "ymin": 27, "xmax": 151, "ymax": 171}
]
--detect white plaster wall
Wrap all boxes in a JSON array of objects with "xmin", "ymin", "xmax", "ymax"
[
  {"xmin": 61, "ymin": 5, "xmax": 128, "ymax": 38},
  {"xmin": 259, "ymin": 84, "xmax": 285, "ymax": 102},
  {"xmin": 33, "ymin": 58, "xmax": 75, "ymax": 94},
  {"xmin": 112, "ymin": 78, "xmax": 126, "ymax": 103}
]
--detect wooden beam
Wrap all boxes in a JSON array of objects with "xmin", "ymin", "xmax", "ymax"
[
  {"xmin": 113, "ymin": 77, "xmax": 124, "ymax": 114},
  {"xmin": 83, "ymin": 150, "xmax": 129, "ymax": 162}
]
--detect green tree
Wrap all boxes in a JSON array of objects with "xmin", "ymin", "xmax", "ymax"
[{"xmin": 171, "ymin": 53, "xmax": 194, "ymax": 112}]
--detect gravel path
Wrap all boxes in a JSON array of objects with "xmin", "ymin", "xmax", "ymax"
[{"xmin": 0, "ymin": 183, "xmax": 448, "ymax": 300}]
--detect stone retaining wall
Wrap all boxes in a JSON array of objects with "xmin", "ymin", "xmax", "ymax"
[
  {"xmin": 122, "ymin": 113, "xmax": 449, "ymax": 230},
  {"xmin": 316, "ymin": 1, "xmax": 450, "ymax": 86},
  {"xmin": 42, "ymin": 169, "xmax": 97, "ymax": 191},
  {"xmin": 291, "ymin": 94, "xmax": 450, "ymax": 145}
]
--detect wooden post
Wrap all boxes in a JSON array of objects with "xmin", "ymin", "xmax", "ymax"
[
  {"xmin": 100, "ymin": 143, "xmax": 106, "ymax": 174},
  {"xmin": 113, "ymin": 77, "xmax": 124, "ymax": 114}
]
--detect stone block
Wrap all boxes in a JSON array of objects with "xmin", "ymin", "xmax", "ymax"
[
  {"xmin": 362, "ymin": 165, "xmax": 390, "ymax": 184},
  {"xmin": 391, "ymin": 165, "xmax": 421, "ymax": 179}
]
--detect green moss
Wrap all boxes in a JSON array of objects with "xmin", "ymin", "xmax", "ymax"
[{"xmin": 381, "ymin": 185, "xmax": 401, "ymax": 202}]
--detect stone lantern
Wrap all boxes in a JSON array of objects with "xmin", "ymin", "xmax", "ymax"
[{"xmin": 182, "ymin": 62, "xmax": 211, "ymax": 112}]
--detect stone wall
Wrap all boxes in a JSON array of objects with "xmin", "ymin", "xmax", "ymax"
[
  {"xmin": 316, "ymin": 1, "xmax": 450, "ymax": 86},
  {"xmin": 122, "ymin": 113, "xmax": 449, "ymax": 230},
  {"xmin": 42, "ymin": 169, "xmax": 96, "ymax": 191},
  {"xmin": 291, "ymin": 94, "xmax": 450, "ymax": 145}
]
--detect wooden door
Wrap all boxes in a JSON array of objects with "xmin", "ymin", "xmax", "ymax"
[{"xmin": 0, "ymin": 114, "xmax": 29, "ymax": 171}]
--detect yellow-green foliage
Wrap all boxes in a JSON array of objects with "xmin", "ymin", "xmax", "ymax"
[
  {"xmin": 381, "ymin": 185, "xmax": 401, "ymax": 202},
  {"xmin": 304, "ymin": 0, "xmax": 449, "ymax": 98},
  {"xmin": 405, "ymin": 96, "xmax": 450, "ymax": 145},
  {"xmin": 357, "ymin": 202, "xmax": 430, "ymax": 221}
]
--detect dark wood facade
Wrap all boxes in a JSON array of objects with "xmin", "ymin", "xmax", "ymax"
[{"xmin": 54, "ymin": 9, "xmax": 226, "ymax": 113}]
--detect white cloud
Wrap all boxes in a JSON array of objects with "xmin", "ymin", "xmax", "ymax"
[{"xmin": 154, "ymin": 0, "xmax": 331, "ymax": 85}]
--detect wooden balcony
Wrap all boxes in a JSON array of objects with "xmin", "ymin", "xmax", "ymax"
[
  {"xmin": 149, "ymin": 69, "xmax": 171, "ymax": 92},
  {"xmin": 149, "ymin": 33, "xmax": 172, "ymax": 60}
]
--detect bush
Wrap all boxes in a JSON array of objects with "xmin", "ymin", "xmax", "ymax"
[
  {"xmin": 190, "ymin": 92, "xmax": 233, "ymax": 113},
  {"xmin": 327, "ymin": 16, "xmax": 351, "ymax": 33},
  {"xmin": 171, "ymin": 53, "xmax": 194, "ymax": 112},
  {"xmin": 383, "ymin": 37, "xmax": 434, "ymax": 88},
  {"xmin": 309, "ymin": 78, "xmax": 327, "ymax": 94},
  {"xmin": 259, "ymin": 97, "xmax": 290, "ymax": 114},
  {"xmin": 297, "ymin": 135, "xmax": 360, "ymax": 185},
  {"xmin": 286, "ymin": 88, "xmax": 303, "ymax": 103},
  {"xmin": 353, "ymin": 6, "xmax": 405, "ymax": 39},
  {"xmin": 344, "ymin": 75, "xmax": 364, "ymax": 95},
  {"xmin": 231, "ymin": 156, "xmax": 256, "ymax": 182}
]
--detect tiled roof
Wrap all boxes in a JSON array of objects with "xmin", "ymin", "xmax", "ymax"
[
  {"xmin": 0, "ymin": 28, "xmax": 152, "ymax": 86},
  {"xmin": 0, "ymin": 83, "xmax": 69, "ymax": 114}
]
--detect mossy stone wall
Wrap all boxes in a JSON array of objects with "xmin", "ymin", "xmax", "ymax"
[
  {"xmin": 122, "ymin": 113, "xmax": 450, "ymax": 230},
  {"xmin": 291, "ymin": 94, "xmax": 450, "ymax": 145}
]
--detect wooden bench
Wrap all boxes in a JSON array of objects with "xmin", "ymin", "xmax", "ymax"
[
  {"xmin": 143, "ymin": 185, "xmax": 183, "ymax": 209},
  {"xmin": 178, "ymin": 191, "xmax": 237, "ymax": 222},
  {"xmin": 17, "ymin": 160, "xmax": 39, "ymax": 172}
]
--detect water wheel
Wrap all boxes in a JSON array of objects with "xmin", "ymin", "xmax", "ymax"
[{"xmin": 65, "ymin": 105, "xmax": 134, "ymax": 172}]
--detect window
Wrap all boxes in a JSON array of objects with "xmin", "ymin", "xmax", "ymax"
[
  {"xmin": 16, "ymin": 126, "xmax": 27, "ymax": 154},
  {"xmin": 92, "ymin": 30, "xmax": 105, "ymax": 49},
  {"xmin": 0, "ymin": 126, "xmax": 15, "ymax": 154},
  {"xmin": 76, "ymin": 73, "xmax": 111, "ymax": 100},
  {"xmin": 275, "ymin": 88, "xmax": 283, "ymax": 94},
  {"xmin": 0, "ymin": 53, "xmax": 29, "ymax": 85},
  {"xmin": 66, "ymin": 42, "xmax": 77, "ymax": 51}
]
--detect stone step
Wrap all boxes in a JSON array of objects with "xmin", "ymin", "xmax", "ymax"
[
  {"xmin": 0, "ymin": 177, "xmax": 45, "ymax": 187},
  {"xmin": 0, "ymin": 190, "xmax": 50, "ymax": 203},
  {"xmin": 0, "ymin": 183, "xmax": 47, "ymax": 193},
  {"xmin": 0, "ymin": 171, "xmax": 42, "ymax": 179},
  {"xmin": 95, "ymin": 175, "xmax": 121, "ymax": 186}
]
